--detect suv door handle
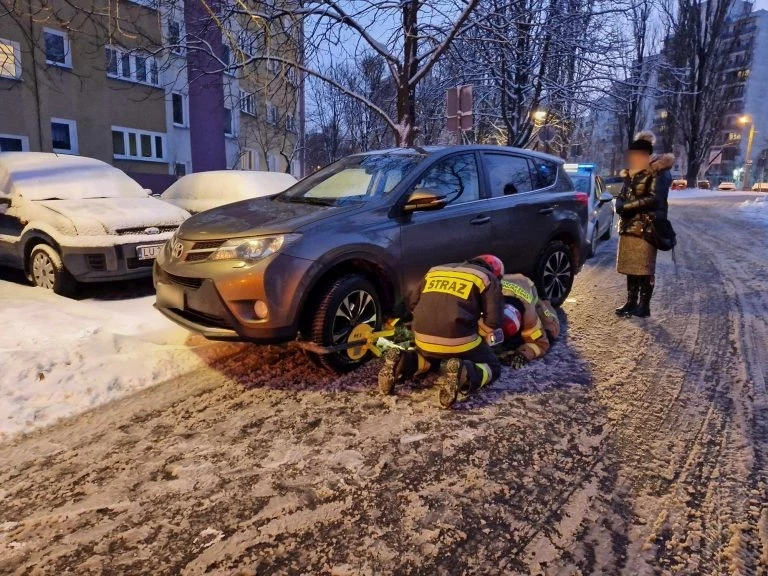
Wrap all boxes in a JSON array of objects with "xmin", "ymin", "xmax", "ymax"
[
  {"xmin": 470, "ymin": 215, "xmax": 491, "ymax": 225},
  {"xmin": 538, "ymin": 207, "xmax": 554, "ymax": 215}
]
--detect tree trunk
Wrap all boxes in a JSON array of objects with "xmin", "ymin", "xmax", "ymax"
[{"xmin": 397, "ymin": 0, "xmax": 419, "ymax": 147}]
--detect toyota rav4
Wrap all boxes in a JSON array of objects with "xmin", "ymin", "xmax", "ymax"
[{"xmin": 154, "ymin": 145, "xmax": 588, "ymax": 371}]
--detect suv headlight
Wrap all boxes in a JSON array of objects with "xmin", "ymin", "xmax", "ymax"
[{"xmin": 209, "ymin": 234, "xmax": 300, "ymax": 263}]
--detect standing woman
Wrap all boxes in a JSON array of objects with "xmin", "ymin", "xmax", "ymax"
[{"xmin": 615, "ymin": 132, "xmax": 674, "ymax": 318}]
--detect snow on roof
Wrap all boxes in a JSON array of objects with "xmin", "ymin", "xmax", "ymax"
[
  {"xmin": 162, "ymin": 170, "xmax": 297, "ymax": 200},
  {"xmin": 0, "ymin": 152, "xmax": 147, "ymax": 200}
]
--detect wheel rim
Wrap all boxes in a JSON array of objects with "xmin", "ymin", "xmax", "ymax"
[
  {"xmin": 331, "ymin": 289, "xmax": 378, "ymax": 345},
  {"xmin": 542, "ymin": 250, "xmax": 571, "ymax": 301},
  {"xmin": 32, "ymin": 252, "xmax": 56, "ymax": 290}
]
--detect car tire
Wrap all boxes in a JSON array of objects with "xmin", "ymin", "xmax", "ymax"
[
  {"xmin": 309, "ymin": 274, "xmax": 382, "ymax": 373},
  {"xmin": 588, "ymin": 225, "xmax": 599, "ymax": 259},
  {"xmin": 29, "ymin": 244, "xmax": 77, "ymax": 296},
  {"xmin": 535, "ymin": 241, "xmax": 574, "ymax": 308},
  {"xmin": 600, "ymin": 215, "xmax": 612, "ymax": 240}
]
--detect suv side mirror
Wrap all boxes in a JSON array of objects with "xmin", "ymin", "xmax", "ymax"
[
  {"xmin": 598, "ymin": 192, "xmax": 613, "ymax": 204},
  {"xmin": 0, "ymin": 197, "xmax": 10, "ymax": 215},
  {"xmin": 403, "ymin": 189, "xmax": 447, "ymax": 212}
]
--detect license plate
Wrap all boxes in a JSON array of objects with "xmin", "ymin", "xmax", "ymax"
[
  {"xmin": 156, "ymin": 282, "xmax": 184, "ymax": 310},
  {"xmin": 137, "ymin": 244, "xmax": 163, "ymax": 260}
]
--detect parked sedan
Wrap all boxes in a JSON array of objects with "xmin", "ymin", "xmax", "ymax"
[
  {"xmin": 155, "ymin": 145, "xmax": 589, "ymax": 372},
  {"xmin": 717, "ymin": 181, "xmax": 737, "ymax": 191},
  {"xmin": 0, "ymin": 152, "xmax": 189, "ymax": 295},
  {"xmin": 671, "ymin": 179, "xmax": 688, "ymax": 190},
  {"xmin": 161, "ymin": 170, "xmax": 297, "ymax": 215},
  {"xmin": 698, "ymin": 180, "xmax": 712, "ymax": 190},
  {"xmin": 564, "ymin": 164, "xmax": 615, "ymax": 258}
]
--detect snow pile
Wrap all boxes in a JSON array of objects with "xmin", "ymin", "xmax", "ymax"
[
  {"xmin": 738, "ymin": 196, "xmax": 768, "ymax": 226},
  {"xmin": 162, "ymin": 170, "xmax": 297, "ymax": 213},
  {"xmin": 0, "ymin": 281, "xmax": 240, "ymax": 440},
  {"xmin": 669, "ymin": 188, "xmax": 762, "ymax": 200}
]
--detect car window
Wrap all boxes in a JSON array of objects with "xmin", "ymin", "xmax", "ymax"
[
  {"xmin": 554, "ymin": 166, "xmax": 575, "ymax": 192},
  {"xmin": 483, "ymin": 154, "xmax": 532, "ymax": 196},
  {"xmin": 528, "ymin": 158, "xmax": 558, "ymax": 190},
  {"xmin": 413, "ymin": 153, "xmax": 480, "ymax": 205},
  {"xmin": 595, "ymin": 177, "xmax": 603, "ymax": 199}
]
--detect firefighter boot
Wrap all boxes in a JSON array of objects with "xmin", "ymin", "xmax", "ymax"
[
  {"xmin": 378, "ymin": 349, "xmax": 426, "ymax": 395},
  {"xmin": 436, "ymin": 358, "xmax": 473, "ymax": 409},
  {"xmin": 634, "ymin": 276, "xmax": 655, "ymax": 318},
  {"xmin": 616, "ymin": 275, "xmax": 640, "ymax": 317}
]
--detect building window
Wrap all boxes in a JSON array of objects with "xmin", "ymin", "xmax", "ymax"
[
  {"xmin": 727, "ymin": 132, "xmax": 742, "ymax": 142},
  {"xmin": 50, "ymin": 118, "xmax": 78, "ymax": 154},
  {"xmin": 0, "ymin": 133, "xmax": 28, "ymax": 151},
  {"xmin": 112, "ymin": 126, "xmax": 166, "ymax": 162},
  {"xmin": 738, "ymin": 69, "xmax": 750, "ymax": 80},
  {"xmin": 267, "ymin": 58, "xmax": 280, "ymax": 74},
  {"xmin": 291, "ymin": 159, "xmax": 300, "ymax": 178},
  {"xmin": 224, "ymin": 108, "xmax": 234, "ymax": 136},
  {"xmin": 266, "ymin": 102, "xmax": 279, "ymax": 125},
  {"xmin": 287, "ymin": 67, "xmax": 299, "ymax": 85},
  {"xmin": 0, "ymin": 38, "xmax": 22, "ymax": 79},
  {"xmin": 43, "ymin": 28, "xmax": 72, "ymax": 68},
  {"xmin": 239, "ymin": 90, "xmax": 256, "ymax": 115},
  {"xmin": 286, "ymin": 113, "xmax": 297, "ymax": 133},
  {"xmin": 267, "ymin": 153, "xmax": 279, "ymax": 172},
  {"xmin": 167, "ymin": 21, "xmax": 184, "ymax": 54},
  {"xmin": 105, "ymin": 46, "xmax": 160, "ymax": 87},
  {"xmin": 240, "ymin": 149, "xmax": 259, "ymax": 170},
  {"xmin": 237, "ymin": 30, "xmax": 259, "ymax": 57},
  {"xmin": 174, "ymin": 162, "xmax": 187, "ymax": 176},
  {"xmin": 222, "ymin": 45, "xmax": 235, "ymax": 76},
  {"xmin": 172, "ymin": 93, "xmax": 186, "ymax": 126},
  {"xmin": 127, "ymin": 0, "xmax": 157, "ymax": 8}
]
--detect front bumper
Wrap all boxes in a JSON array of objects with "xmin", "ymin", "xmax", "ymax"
[
  {"xmin": 61, "ymin": 240, "xmax": 169, "ymax": 282},
  {"xmin": 153, "ymin": 247, "xmax": 315, "ymax": 343}
]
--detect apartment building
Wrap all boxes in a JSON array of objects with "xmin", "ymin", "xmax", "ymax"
[{"xmin": 0, "ymin": 0, "xmax": 304, "ymax": 193}]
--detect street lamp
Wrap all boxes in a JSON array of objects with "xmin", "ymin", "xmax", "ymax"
[
  {"xmin": 533, "ymin": 110, "xmax": 547, "ymax": 124},
  {"xmin": 739, "ymin": 115, "xmax": 756, "ymax": 190}
]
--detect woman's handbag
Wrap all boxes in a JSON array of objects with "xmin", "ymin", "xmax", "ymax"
[{"xmin": 644, "ymin": 218, "xmax": 677, "ymax": 251}]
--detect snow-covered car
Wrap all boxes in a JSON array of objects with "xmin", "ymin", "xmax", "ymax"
[
  {"xmin": 717, "ymin": 181, "xmax": 737, "ymax": 191},
  {"xmin": 698, "ymin": 180, "xmax": 712, "ymax": 190},
  {"xmin": 160, "ymin": 170, "xmax": 298, "ymax": 215},
  {"xmin": 751, "ymin": 182, "xmax": 768, "ymax": 192},
  {"xmin": 0, "ymin": 152, "xmax": 189, "ymax": 295},
  {"xmin": 564, "ymin": 163, "xmax": 614, "ymax": 258}
]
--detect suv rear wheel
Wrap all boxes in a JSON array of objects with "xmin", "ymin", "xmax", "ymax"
[
  {"xmin": 29, "ymin": 244, "xmax": 76, "ymax": 296},
  {"xmin": 309, "ymin": 274, "xmax": 382, "ymax": 372},
  {"xmin": 535, "ymin": 241, "xmax": 574, "ymax": 308}
]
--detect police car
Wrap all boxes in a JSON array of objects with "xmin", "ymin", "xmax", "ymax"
[{"xmin": 564, "ymin": 164, "xmax": 615, "ymax": 258}]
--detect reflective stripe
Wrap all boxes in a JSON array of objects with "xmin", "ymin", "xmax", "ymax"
[
  {"xmin": 522, "ymin": 317, "xmax": 544, "ymax": 342},
  {"xmin": 477, "ymin": 363, "xmax": 491, "ymax": 387},
  {"xmin": 415, "ymin": 354, "xmax": 431, "ymax": 376},
  {"xmin": 501, "ymin": 280, "xmax": 534, "ymax": 304},
  {"xmin": 425, "ymin": 268, "xmax": 488, "ymax": 291},
  {"xmin": 415, "ymin": 336, "xmax": 482, "ymax": 354},
  {"xmin": 414, "ymin": 331, "xmax": 478, "ymax": 347}
]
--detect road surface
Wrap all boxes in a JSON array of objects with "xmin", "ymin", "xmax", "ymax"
[{"xmin": 1, "ymin": 194, "xmax": 767, "ymax": 575}]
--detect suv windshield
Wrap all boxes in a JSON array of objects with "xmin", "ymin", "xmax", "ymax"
[{"xmin": 279, "ymin": 153, "xmax": 424, "ymax": 206}]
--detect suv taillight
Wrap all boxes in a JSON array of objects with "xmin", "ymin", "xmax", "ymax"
[{"xmin": 575, "ymin": 192, "xmax": 589, "ymax": 205}]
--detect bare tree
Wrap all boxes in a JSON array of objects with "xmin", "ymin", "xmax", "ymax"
[{"xmin": 659, "ymin": 0, "xmax": 737, "ymax": 184}]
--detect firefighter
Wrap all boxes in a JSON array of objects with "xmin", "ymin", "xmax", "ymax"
[
  {"xmin": 378, "ymin": 254, "xmax": 505, "ymax": 408},
  {"xmin": 496, "ymin": 274, "xmax": 560, "ymax": 368}
]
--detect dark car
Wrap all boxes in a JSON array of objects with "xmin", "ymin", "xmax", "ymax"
[{"xmin": 154, "ymin": 146, "xmax": 589, "ymax": 371}]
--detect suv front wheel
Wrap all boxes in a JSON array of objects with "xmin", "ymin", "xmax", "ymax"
[
  {"xmin": 535, "ymin": 241, "xmax": 574, "ymax": 308},
  {"xmin": 309, "ymin": 274, "xmax": 382, "ymax": 372}
]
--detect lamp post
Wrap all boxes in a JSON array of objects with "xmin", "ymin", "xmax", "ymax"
[{"xmin": 739, "ymin": 115, "xmax": 756, "ymax": 191}]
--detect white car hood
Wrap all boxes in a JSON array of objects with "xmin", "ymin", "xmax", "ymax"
[{"xmin": 35, "ymin": 197, "xmax": 190, "ymax": 235}]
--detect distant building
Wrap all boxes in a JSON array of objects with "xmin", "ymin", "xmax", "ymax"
[{"xmin": 0, "ymin": 0, "xmax": 304, "ymax": 193}]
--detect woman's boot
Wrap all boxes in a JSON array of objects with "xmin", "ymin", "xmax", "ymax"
[
  {"xmin": 616, "ymin": 275, "xmax": 639, "ymax": 317},
  {"xmin": 634, "ymin": 276, "xmax": 655, "ymax": 317}
]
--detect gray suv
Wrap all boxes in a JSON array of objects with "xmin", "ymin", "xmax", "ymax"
[{"xmin": 154, "ymin": 145, "xmax": 588, "ymax": 371}]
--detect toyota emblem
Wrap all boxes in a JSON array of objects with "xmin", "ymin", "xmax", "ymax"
[
  {"xmin": 144, "ymin": 226, "xmax": 161, "ymax": 235},
  {"xmin": 171, "ymin": 240, "xmax": 184, "ymax": 259}
]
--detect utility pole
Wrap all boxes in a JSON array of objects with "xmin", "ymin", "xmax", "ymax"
[{"xmin": 740, "ymin": 115, "xmax": 756, "ymax": 190}]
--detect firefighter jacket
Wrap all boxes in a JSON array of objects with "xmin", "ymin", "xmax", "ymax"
[
  {"xmin": 411, "ymin": 262, "xmax": 503, "ymax": 355},
  {"xmin": 500, "ymin": 274, "xmax": 560, "ymax": 361}
]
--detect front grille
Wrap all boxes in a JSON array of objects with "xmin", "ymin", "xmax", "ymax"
[
  {"xmin": 173, "ymin": 307, "xmax": 230, "ymax": 329},
  {"xmin": 116, "ymin": 225, "xmax": 178, "ymax": 236},
  {"xmin": 166, "ymin": 273, "xmax": 203, "ymax": 289},
  {"xmin": 126, "ymin": 258, "xmax": 155, "ymax": 270},
  {"xmin": 86, "ymin": 254, "xmax": 106, "ymax": 271},
  {"xmin": 185, "ymin": 252, "xmax": 210, "ymax": 262},
  {"xmin": 192, "ymin": 240, "xmax": 225, "ymax": 250}
]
